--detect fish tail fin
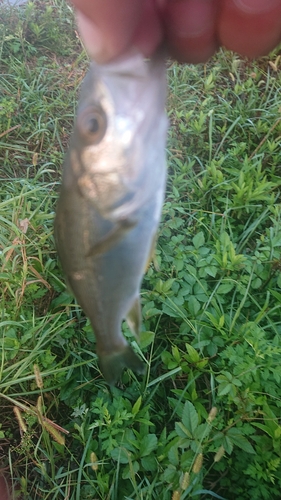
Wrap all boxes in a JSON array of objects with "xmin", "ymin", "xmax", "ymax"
[{"xmin": 99, "ymin": 346, "xmax": 144, "ymax": 385}]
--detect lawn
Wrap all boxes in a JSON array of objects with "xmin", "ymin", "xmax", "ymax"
[{"xmin": 1, "ymin": 1, "xmax": 281, "ymax": 499}]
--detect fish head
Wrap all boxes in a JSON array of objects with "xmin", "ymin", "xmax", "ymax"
[{"xmin": 67, "ymin": 51, "xmax": 168, "ymax": 219}]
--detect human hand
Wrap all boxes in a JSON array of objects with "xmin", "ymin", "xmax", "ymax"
[
  {"xmin": 70, "ymin": 0, "xmax": 281, "ymax": 64},
  {"xmin": 0, "ymin": 476, "xmax": 11, "ymax": 500}
]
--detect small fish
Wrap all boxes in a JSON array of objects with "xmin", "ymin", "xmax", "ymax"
[{"xmin": 54, "ymin": 51, "xmax": 167, "ymax": 384}]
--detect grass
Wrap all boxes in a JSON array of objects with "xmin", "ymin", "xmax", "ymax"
[{"xmin": 1, "ymin": 1, "xmax": 281, "ymax": 499}]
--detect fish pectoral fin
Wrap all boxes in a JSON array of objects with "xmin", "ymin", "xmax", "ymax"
[
  {"xmin": 126, "ymin": 296, "xmax": 142, "ymax": 339},
  {"xmin": 87, "ymin": 217, "xmax": 137, "ymax": 257}
]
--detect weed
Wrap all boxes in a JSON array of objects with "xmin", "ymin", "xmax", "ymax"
[{"xmin": 1, "ymin": 1, "xmax": 281, "ymax": 499}]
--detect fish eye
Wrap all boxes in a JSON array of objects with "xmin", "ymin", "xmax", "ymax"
[
  {"xmin": 77, "ymin": 106, "xmax": 107, "ymax": 144},
  {"xmin": 88, "ymin": 117, "xmax": 99, "ymax": 134}
]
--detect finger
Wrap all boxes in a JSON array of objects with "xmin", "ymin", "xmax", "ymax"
[
  {"xmin": 0, "ymin": 477, "xmax": 11, "ymax": 500},
  {"xmin": 219, "ymin": 0, "xmax": 281, "ymax": 58},
  {"xmin": 132, "ymin": 0, "xmax": 164, "ymax": 58},
  {"xmin": 71, "ymin": 0, "xmax": 143, "ymax": 62},
  {"xmin": 163, "ymin": 0, "xmax": 219, "ymax": 63}
]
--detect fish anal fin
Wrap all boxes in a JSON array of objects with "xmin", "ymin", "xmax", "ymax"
[
  {"xmin": 145, "ymin": 232, "xmax": 159, "ymax": 272},
  {"xmin": 126, "ymin": 296, "xmax": 142, "ymax": 339}
]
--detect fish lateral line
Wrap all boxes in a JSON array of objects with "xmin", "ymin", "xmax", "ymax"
[{"xmin": 86, "ymin": 217, "xmax": 137, "ymax": 257}]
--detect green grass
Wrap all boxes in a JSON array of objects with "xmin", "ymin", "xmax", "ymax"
[{"xmin": 1, "ymin": 1, "xmax": 281, "ymax": 499}]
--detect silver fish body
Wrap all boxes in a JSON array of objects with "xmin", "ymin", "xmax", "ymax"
[{"xmin": 54, "ymin": 51, "xmax": 167, "ymax": 384}]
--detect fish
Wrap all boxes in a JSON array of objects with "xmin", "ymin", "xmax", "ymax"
[{"xmin": 54, "ymin": 50, "xmax": 168, "ymax": 385}]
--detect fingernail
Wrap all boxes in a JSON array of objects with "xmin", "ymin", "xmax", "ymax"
[
  {"xmin": 76, "ymin": 11, "xmax": 104, "ymax": 62},
  {"xmin": 234, "ymin": 0, "xmax": 280, "ymax": 14}
]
